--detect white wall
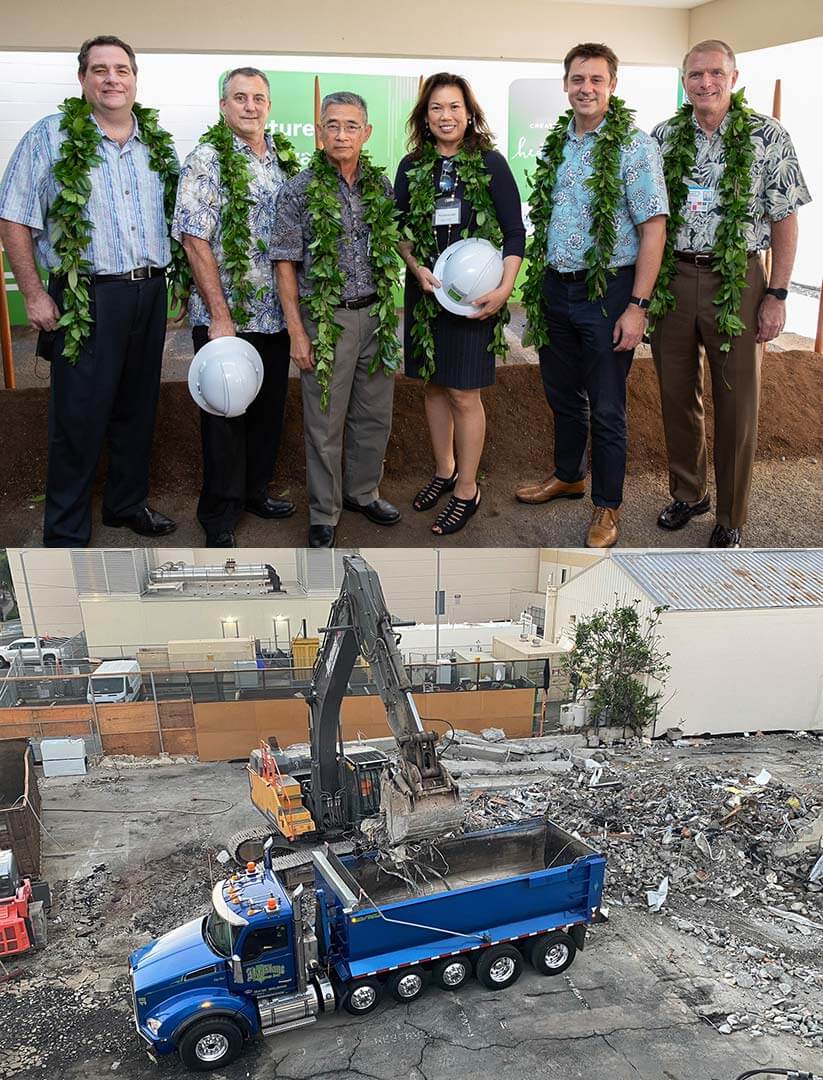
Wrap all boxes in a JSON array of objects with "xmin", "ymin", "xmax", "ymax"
[
  {"xmin": 7, "ymin": 548, "xmax": 82, "ymax": 637},
  {"xmin": 551, "ymin": 557, "xmax": 658, "ymax": 641},
  {"xmin": 657, "ymin": 608, "xmax": 823, "ymax": 734}
]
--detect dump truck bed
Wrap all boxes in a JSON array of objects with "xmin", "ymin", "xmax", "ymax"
[{"xmin": 313, "ymin": 818, "xmax": 605, "ymax": 981}]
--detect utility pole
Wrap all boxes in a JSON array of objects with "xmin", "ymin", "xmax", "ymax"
[
  {"xmin": 434, "ymin": 549, "xmax": 443, "ymax": 661},
  {"xmin": 19, "ymin": 551, "xmax": 44, "ymax": 667}
]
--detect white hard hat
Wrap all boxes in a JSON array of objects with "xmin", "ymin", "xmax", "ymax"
[
  {"xmin": 188, "ymin": 336, "xmax": 264, "ymax": 417},
  {"xmin": 433, "ymin": 238, "xmax": 504, "ymax": 317}
]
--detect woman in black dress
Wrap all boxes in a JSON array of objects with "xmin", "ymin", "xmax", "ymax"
[{"xmin": 396, "ymin": 73, "xmax": 525, "ymax": 534}]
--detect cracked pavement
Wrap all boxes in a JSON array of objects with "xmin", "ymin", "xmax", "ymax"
[{"xmin": 1, "ymin": 755, "xmax": 820, "ymax": 1080}]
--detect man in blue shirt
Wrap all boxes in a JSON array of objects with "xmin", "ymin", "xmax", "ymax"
[
  {"xmin": 516, "ymin": 42, "xmax": 668, "ymax": 548},
  {"xmin": 0, "ymin": 35, "xmax": 176, "ymax": 547}
]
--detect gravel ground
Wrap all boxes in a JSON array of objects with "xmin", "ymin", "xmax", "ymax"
[{"xmin": 0, "ymin": 736, "xmax": 821, "ymax": 1080}]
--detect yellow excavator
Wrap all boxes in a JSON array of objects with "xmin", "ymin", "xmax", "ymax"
[{"xmin": 226, "ymin": 555, "xmax": 465, "ymax": 876}]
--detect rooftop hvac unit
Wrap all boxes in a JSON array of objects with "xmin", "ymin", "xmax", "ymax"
[{"xmin": 148, "ymin": 561, "xmax": 282, "ymax": 593}]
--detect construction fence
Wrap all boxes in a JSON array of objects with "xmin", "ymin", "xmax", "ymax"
[{"xmin": 0, "ymin": 658, "xmax": 568, "ymax": 762}]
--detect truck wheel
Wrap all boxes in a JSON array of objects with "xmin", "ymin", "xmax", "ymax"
[
  {"xmin": 475, "ymin": 945, "xmax": 523, "ymax": 990},
  {"xmin": 530, "ymin": 931, "xmax": 576, "ymax": 976},
  {"xmin": 178, "ymin": 1019, "xmax": 243, "ymax": 1071},
  {"xmin": 431, "ymin": 956, "xmax": 472, "ymax": 991},
  {"xmin": 343, "ymin": 977, "xmax": 383, "ymax": 1015},
  {"xmin": 388, "ymin": 966, "xmax": 427, "ymax": 1003}
]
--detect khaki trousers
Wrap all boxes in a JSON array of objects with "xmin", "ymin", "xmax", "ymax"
[
  {"xmin": 650, "ymin": 256, "xmax": 766, "ymax": 529},
  {"xmin": 301, "ymin": 307, "xmax": 395, "ymax": 525}
]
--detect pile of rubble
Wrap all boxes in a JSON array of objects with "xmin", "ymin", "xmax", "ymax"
[{"xmin": 447, "ymin": 727, "xmax": 823, "ymax": 1049}]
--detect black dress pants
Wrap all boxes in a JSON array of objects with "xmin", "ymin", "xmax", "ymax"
[
  {"xmin": 538, "ymin": 265, "xmax": 635, "ymax": 509},
  {"xmin": 192, "ymin": 326, "xmax": 290, "ymax": 539},
  {"xmin": 44, "ymin": 274, "xmax": 166, "ymax": 547}
]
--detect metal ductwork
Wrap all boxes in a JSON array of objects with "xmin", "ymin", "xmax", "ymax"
[{"xmin": 148, "ymin": 561, "xmax": 282, "ymax": 592}]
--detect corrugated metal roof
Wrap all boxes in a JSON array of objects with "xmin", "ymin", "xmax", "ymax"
[{"xmin": 611, "ymin": 550, "xmax": 823, "ymax": 611}]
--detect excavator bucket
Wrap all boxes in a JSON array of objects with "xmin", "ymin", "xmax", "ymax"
[{"xmin": 380, "ymin": 773, "xmax": 466, "ymax": 845}]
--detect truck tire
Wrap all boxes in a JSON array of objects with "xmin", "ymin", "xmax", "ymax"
[
  {"xmin": 387, "ymin": 966, "xmax": 427, "ymax": 1003},
  {"xmin": 475, "ymin": 945, "xmax": 523, "ymax": 990},
  {"xmin": 530, "ymin": 931, "xmax": 576, "ymax": 976},
  {"xmin": 343, "ymin": 977, "xmax": 383, "ymax": 1015},
  {"xmin": 178, "ymin": 1018, "xmax": 243, "ymax": 1071},
  {"xmin": 431, "ymin": 956, "xmax": 472, "ymax": 991}
]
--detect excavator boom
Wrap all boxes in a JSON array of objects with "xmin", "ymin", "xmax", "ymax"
[{"xmin": 306, "ymin": 556, "xmax": 464, "ymax": 844}]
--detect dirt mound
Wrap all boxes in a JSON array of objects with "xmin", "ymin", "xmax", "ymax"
[{"xmin": 1, "ymin": 351, "xmax": 820, "ymax": 510}]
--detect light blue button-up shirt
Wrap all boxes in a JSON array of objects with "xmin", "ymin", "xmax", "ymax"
[
  {"xmin": 546, "ymin": 116, "xmax": 668, "ymax": 272},
  {"xmin": 0, "ymin": 111, "xmax": 172, "ymax": 274}
]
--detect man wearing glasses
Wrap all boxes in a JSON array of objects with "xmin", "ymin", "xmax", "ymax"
[{"xmin": 273, "ymin": 91, "xmax": 400, "ymax": 548}]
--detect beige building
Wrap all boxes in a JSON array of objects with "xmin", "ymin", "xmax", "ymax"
[
  {"xmin": 7, "ymin": 548, "xmax": 601, "ymax": 658},
  {"xmin": 5, "ymin": 1, "xmax": 821, "ymax": 64}
]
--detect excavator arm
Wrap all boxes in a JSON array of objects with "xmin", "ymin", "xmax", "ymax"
[{"xmin": 306, "ymin": 556, "xmax": 464, "ymax": 843}]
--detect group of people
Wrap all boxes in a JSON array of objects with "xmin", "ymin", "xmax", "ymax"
[{"xmin": 0, "ymin": 35, "xmax": 810, "ymax": 549}]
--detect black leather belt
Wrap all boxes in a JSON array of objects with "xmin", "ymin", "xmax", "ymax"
[
  {"xmin": 675, "ymin": 251, "xmax": 758, "ymax": 267},
  {"xmin": 546, "ymin": 264, "xmax": 633, "ymax": 282},
  {"xmin": 337, "ymin": 293, "xmax": 377, "ymax": 310},
  {"xmin": 93, "ymin": 266, "xmax": 166, "ymax": 283}
]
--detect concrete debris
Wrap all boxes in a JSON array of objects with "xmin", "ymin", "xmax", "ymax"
[{"xmin": 460, "ymin": 734, "xmax": 822, "ymax": 1048}]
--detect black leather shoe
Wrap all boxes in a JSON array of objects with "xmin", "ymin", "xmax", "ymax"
[
  {"xmin": 102, "ymin": 506, "xmax": 176, "ymax": 537},
  {"xmin": 206, "ymin": 530, "xmax": 235, "ymax": 548},
  {"xmin": 709, "ymin": 524, "xmax": 742, "ymax": 548},
  {"xmin": 657, "ymin": 492, "xmax": 711, "ymax": 530},
  {"xmin": 308, "ymin": 524, "xmax": 335, "ymax": 548},
  {"xmin": 342, "ymin": 497, "xmax": 401, "ymax": 526},
  {"xmin": 244, "ymin": 497, "xmax": 296, "ymax": 520}
]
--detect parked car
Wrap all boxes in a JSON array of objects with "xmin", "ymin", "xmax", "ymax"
[
  {"xmin": 0, "ymin": 637, "xmax": 69, "ymax": 669},
  {"xmin": 87, "ymin": 660, "xmax": 142, "ymax": 704}
]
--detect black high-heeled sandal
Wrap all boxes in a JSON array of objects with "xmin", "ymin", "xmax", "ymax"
[
  {"xmin": 412, "ymin": 468, "xmax": 458, "ymax": 512},
  {"xmin": 431, "ymin": 488, "xmax": 480, "ymax": 535}
]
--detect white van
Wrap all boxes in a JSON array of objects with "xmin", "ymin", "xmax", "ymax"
[{"xmin": 87, "ymin": 660, "xmax": 142, "ymax": 705}]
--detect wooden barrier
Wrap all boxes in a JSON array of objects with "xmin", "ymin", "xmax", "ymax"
[
  {"xmin": 0, "ymin": 700, "xmax": 196, "ymax": 756},
  {"xmin": 193, "ymin": 688, "xmax": 537, "ymax": 762}
]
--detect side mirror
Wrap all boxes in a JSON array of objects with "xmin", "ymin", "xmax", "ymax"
[{"xmin": 231, "ymin": 955, "xmax": 243, "ymax": 983}]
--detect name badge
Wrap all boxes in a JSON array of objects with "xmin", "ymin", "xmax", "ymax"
[
  {"xmin": 686, "ymin": 186, "xmax": 714, "ymax": 213},
  {"xmin": 434, "ymin": 197, "xmax": 461, "ymax": 227}
]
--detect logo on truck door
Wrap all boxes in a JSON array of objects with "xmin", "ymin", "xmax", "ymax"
[{"xmin": 244, "ymin": 962, "xmax": 287, "ymax": 984}]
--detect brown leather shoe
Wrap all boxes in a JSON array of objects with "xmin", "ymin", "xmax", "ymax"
[
  {"xmin": 515, "ymin": 474, "xmax": 586, "ymax": 504},
  {"xmin": 585, "ymin": 506, "xmax": 620, "ymax": 548}
]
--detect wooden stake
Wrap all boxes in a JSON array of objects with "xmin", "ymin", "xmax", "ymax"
[
  {"xmin": 314, "ymin": 76, "xmax": 322, "ymax": 149},
  {"xmin": 0, "ymin": 246, "xmax": 16, "ymax": 390},
  {"xmin": 772, "ymin": 78, "xmax": 782, "ymax": 120}
]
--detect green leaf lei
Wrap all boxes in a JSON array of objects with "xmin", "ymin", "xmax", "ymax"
[
  {"xmin": 304, "ymin": 149, "xmax": 402, "ymax": 411},
  {"xmin": 521, "ymin": 96, "xmax": 636, "ymax": 351},
  {"xmin": 404, "ymin": 142, "xmax": 510, "ymax": 381},
  {"xmin": 50, "ymin": 96, "xmax": 187, "ymax": 363},
  {"xmin": 198, "ymin": 118, "xmax": 300, "ymax": 325},
  {"xmin": 648, "ymin": 89, "xmax": 756, "ymax": 353}
]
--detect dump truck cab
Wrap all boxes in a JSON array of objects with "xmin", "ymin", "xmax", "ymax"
[{"xmin": 129, "ymin": 855, "xmax": 334, "ymax": 1069}]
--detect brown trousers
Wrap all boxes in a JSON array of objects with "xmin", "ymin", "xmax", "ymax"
[{"xmin": 650, "ymin": 256, "xmax": 766, "ymax": 529}]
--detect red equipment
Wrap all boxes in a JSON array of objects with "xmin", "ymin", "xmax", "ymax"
[{"xmin": 0, "ymin": 848, "xmax": 47, "ymax": 957}]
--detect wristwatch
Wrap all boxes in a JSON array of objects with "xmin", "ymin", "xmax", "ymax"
[
  {"xmin": 766, "ymin": 287, "xmax": 788, "ymax": 301},
  {"xmin": 629, "ymin": 295, "xmax": 651, "ymax": 309}
]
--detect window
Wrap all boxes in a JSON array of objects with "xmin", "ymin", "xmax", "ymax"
[
  {"xmin": 241, "ymin": 924, "xmax": 289, "ymax": 962},
  {"xmin": 561, "ymin": 569, "xmax": 568, "ymax": 584}
]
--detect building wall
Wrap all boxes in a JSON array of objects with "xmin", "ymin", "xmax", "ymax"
[
  {"xmin": 3, "ymin": 3, "xmax": 689, "ymax": 66},
  {"xmin": 690, "ymin": 0, "xmax": 823, "ymax": 53},
  {"xmin": 551, "ymin": 558, "xmax": 657, "ymax": 641},
  {"xmin": 77, "ymin": 548, "xmax": 542, "ymax": 655},
  {"xmin": 6, "ymin": 549, "xmax": 82, "ymax": 637},
  {"xmin": 657, "ymin": 608, "xmax": 823, "ymax": 735}
]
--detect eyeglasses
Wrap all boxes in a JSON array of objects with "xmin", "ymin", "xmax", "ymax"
[
  {"xmin": 322, "ymin": 121, "xmax": 364, "ymax": 135},
  {"xmin": 438, "ymin": 157, "xmax": 456, "ymax": 195}
]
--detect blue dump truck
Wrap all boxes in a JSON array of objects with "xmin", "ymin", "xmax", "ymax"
[{"xmin": 129, "ymin": 818, "xmax": 606, "ymax": 1071}]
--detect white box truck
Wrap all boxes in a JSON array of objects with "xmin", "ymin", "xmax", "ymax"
[{"xmin": 87, "ymin": 660, "xmax": 142, "ymax": 705}]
